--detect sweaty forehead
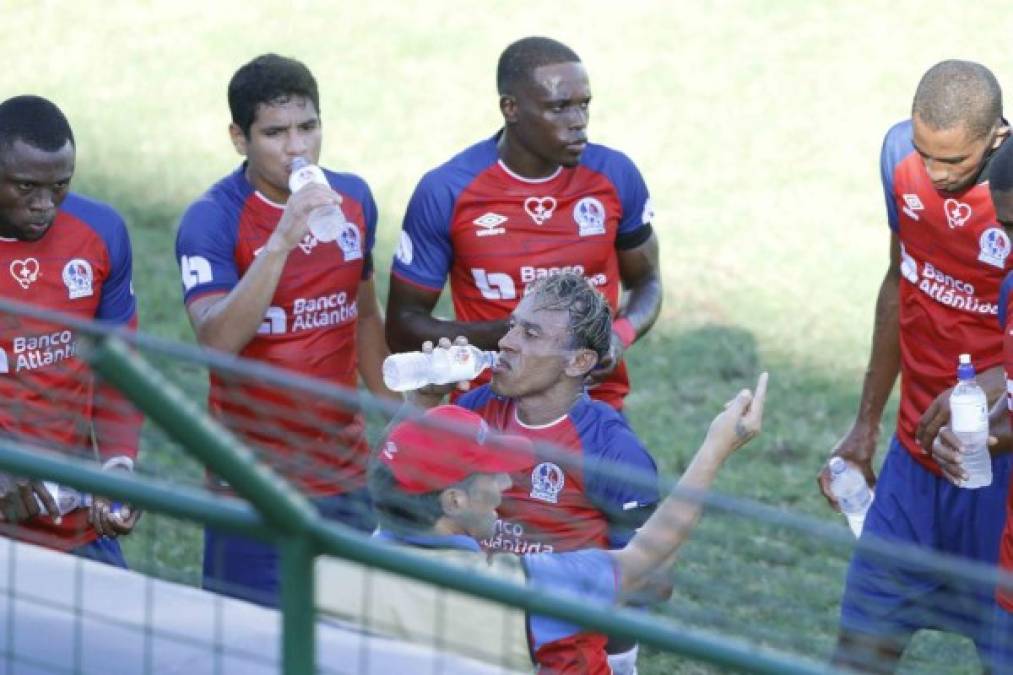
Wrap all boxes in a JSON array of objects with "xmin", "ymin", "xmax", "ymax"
[
  {"xmin": 527, "ymin": 62, "xmax": 589, "ymax": 100},
  {"xmin": 515, "ymin": 293, "xmax": 571, "ymax": 331}
]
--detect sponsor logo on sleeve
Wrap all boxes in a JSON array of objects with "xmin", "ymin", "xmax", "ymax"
[
  {"xmin": 530, "ymin": 462, "xmax": 565, "ymax": 503},
  {"xmin": 471, "ymin": 268, "xmax": 517, "ymax": 300},
  {"xmin": 573, "ymin": 197, "xmax": 606, "ymax": 236},
  {"xmin": 641, "ymin": 197, "xmax": 655, "ymax": 225},
  {"xmin": 944, "ymin": 199, "xmax": 972, "ymax": 229},
  {"xmin": 180, "ymin": 255, "xmax": 213, "ymax": 291},
  {"xmin": 902, "ymin": 193, "xmax": 924, "ymax": 221},
  {"xmin": 395, "ymin": 231, "xmax": 413, "ymax": 266},
  {"xmin": 337, "ymin": 223, "xmax": 363, "ymax": 261},
  {"xmin": 523, "ymin": 197, "xmax": 557, "ymax": 225},
  {"xmin": 473, "ymin": 213, "xmax": 507, "ymax": 237},
  {"xmin": 62, "ymin": 259, "xmax": 94, "ymax": 299},
  {"xmin": 10, "ymin": 258, "xmax": 40, "ymax": 290},
  {"xmin": 978, "ymin": 227, "xmax": 1011, "ymax": 269}
]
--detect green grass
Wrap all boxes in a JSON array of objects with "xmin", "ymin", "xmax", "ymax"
[{"xmin": 4, "ymin": 1, "xmax": 1013, "ymax": 672}]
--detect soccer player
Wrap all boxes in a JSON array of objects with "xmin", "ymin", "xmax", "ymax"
[
  {"xmin": 317, "ymin": 373, "xmax": 766, "ymax": 673},
  {"xmin": 408, "ymin": 273, "xmax": 660, "ymax": 673},
  {"xmin": 0, "ymin": 95, "xmax": 141, "ymax": 566},
  {"xmin": 817, "ymin": 61, "xmax": 1013, "ymax": 672},
  {"xmin": 386, "ymin": 36, "xmax": 662, "ymax": 412},
  {"xmin": 175, "ymin": 54, "xmax": 392, "ymax": 606}
]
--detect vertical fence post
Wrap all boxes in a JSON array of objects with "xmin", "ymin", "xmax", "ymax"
[{"xmin": 279, "ymin": 536, "xmax": 316, "ymax": 674}]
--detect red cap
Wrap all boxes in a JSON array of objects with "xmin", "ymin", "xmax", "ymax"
[{"xmin": 380, "ymin": 405, "xmax": 535, "ymax": 494}]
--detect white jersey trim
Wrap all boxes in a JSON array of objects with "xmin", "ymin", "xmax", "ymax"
[
  {"xmin": 513, "ymin": 408, "xmax": 568, "ymax": 430},
  {"xmin": 497, "ymin": 160, "xmax": 562, "ymax": 184}
]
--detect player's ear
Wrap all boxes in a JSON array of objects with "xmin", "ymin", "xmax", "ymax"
[
  {"xmin": 565, "ymin": 348, "xmax": 598, "ymax": 378},
  {"xmin": 993, "ymin": 123, "xmax": 1011, "ymax": 150},
  {"xmin": 440, "ymin": 487, "xmax": 467, "ymax": 516},
  {"xmin": 228, "ymin": 123, "xmax": 249, "ymax": 157},
  {"xmin": 500, "ymin": 95, "xmax": 518, "ymax": 125}
]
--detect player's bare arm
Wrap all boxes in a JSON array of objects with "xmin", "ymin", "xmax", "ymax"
[
  {"xmin": 819, "ymin": 234, "xmax": 901, "ymax": 508},
  {"xmin": 187, "ymin": 183, "xmax": 338, "ymax": 353},
  {"xmin": 355, "ymin": 278, "xmax": 400, "ymax": 400},
  {"xmin": 591, "ymin": 232, "xmax": 661, "ymax": 380},
  {"xmin": 612, "ymin": 373, "xmax": 767, "ymax": 594},
  {"xmin": 385, "ymin": 276, "xmax": 510, "ymax": 353}
]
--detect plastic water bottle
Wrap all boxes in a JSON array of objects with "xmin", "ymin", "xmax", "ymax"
[
  {"xmin": 34, "ymin": 481, "xmax": 90, "ymax": 517},
  {"xmin": 288, "ymin": 157, "xmax": 345, "ymax": 243},
  {"xmin": 949, "ymin": 353, "xmax": 992, "ymax": 489},
  {"xmin": 828, "ymin": 457, "xmax": 874, "ymax": 537},
  {"xmin": 383, "ymin": 346, "xmax": 497, "ymax": 392}
]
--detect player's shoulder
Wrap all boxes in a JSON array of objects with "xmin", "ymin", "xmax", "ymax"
[
  {"xmin": 416, "ymin": 136, "xmax": 499, "ymax": 195},
  {"xmin": 179, "ymin": 166, "xmax": 249, "ymax": 232},
  {"xmin": 568, "ymin": 395, "xmax": 642, "ymax": 448},
  {"xmin": 580, "ymin": 142, "xmax": 638, "ymax": 171},
  {"xmin": 322, "ymin": 167, "xmax": 372, "ymax": 202},
  {"xmin": 455, "ymin": 384, "xmax": 503, "ymax": 411},
  {"xmin": 882, "ymin": 119, "xmax": 915, "ymax": 163},
  {"xmin": 59, "ymin": 192, "xmax": 128, "ymax": 245}
]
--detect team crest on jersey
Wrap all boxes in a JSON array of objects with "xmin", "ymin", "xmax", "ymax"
[
  {"xmin": 530, "ymin": 462, "xmax": 565, "ymax": 504},
  {"xmin": 524, "ymin": 197, "xmax": 557, "ymax": 225},
  {"xmin": 473, "ymin": 212, "xmax": 507, "ymax": 237},
  {"xmin": 10, "ymin": 258, "xmax": 40, "ymax": 290},
  {"xmin": 62, "ymin": 259, "xmax": 94, "ymax": 299},
  {"xmin": 978, "ymin": 227, "xmax": 1011, "ymax": 269},
  {"xmin": 573, "ymin": 197, "xmax": 606, "ymax": 236},
  {"xmin": 902, "ymin": 193, "xmax": 924, "ymax": 221},
  {"xmin": 337, "ymin": 223, "xmax": 363, "ymax": 261},
  {"xmin": 944, "ymin": 199, "xmax": 972, "ymax": 229}
]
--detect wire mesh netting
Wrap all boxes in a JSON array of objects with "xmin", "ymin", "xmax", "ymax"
[{"xmin": 0, "ymin": 298, "xmax": 1011, "ymax": 674}]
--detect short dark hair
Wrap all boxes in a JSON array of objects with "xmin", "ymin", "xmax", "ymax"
[
  {"xmin": 368, "ymin": 460, "xmax": 480, "ymax": 535},
  {"xmin": 228, "ymin": 53, "xmax": 320, "ymax": 137},
  {"xmin": 912, "ymin": 60, "xmax": 1003, "ymax": 140},
  {"xmin": 990, "ymin": 138, "xmax": 1013, "ymax": 195},
  {"xmin": 528, "ymin": 273, "xmax": 613, "ymax": 363},
  {"xmin": 0, "ymin": 95, "xmax": 74, "ymax": 154},
  {"xmin": 496, "ymin": 37, "xmax": 581, "ymax": 96}
]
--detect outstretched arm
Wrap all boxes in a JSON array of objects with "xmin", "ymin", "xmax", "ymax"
[{"xmin": 611, "ymin": 373, "xmax": 767, "ymax": 593}]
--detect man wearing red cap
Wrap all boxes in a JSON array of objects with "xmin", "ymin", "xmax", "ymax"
[{"xmin": 317, "ymin": 376, "xmax": 766, "ymax": 673}]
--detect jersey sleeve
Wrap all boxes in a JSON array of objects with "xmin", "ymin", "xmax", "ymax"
[
  {"xmin": 390, "ymin": 172, "xmax": 456, "ymax": 290},
  {"xmin": 585, "ymin": 423, "xmax": 660, "ymax": 547},
  {"xmin": 880, "ymin": 120, "xmax": 914, "ymax": 233},
  {"xmin": 522, "ymin": 549, "xmax": 619, "ymax": 653},
  {"xmin": 175, "ymin": 198, "xmax": 240, "ymax": 304},
  {"xmin": 94, "ymin": 210, "xmax": 137, "ymax": 324},
  {"xmin": 611, "ymin": 152, "xmax": 653, "ymax": 239}
]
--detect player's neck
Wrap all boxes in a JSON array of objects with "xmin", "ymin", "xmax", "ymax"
[
  {"xmin": 497, "ymin": 130, "xmax": 561, "ymax": 180},
  {"xmin": 514, "ymin": 382, "xmax": 582, "ymax": 427},
  {"xmin": 244, "ymin": 164, "xmax": 291, "ymax": 205}
]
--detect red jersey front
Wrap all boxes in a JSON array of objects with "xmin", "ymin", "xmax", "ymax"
[
  {"xmin": 456, "ymin": 386, "xmax": 658, "ymax": 554},
  {"xmin": 881, "ymin": 120, "xmax": 1009, "ymax": 473},
  {"xmin": 0, "ymin": 193, "xmax": 139, "ymax": 550},
  {"xmin": 391, "ymin": 134, "xmax": 654, "ymax": 409},
  {"xmin": 175, "ymin": 164, "xmax": 377, "ymax": 495}
]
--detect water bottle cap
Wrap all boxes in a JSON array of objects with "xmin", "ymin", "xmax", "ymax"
[
  {"xmin": 290, "ymin": 157, "xmax": 309, "ymax": 170},
  {"xmin": 828, "ymin": 457, "xmax": 845, "ymax": 474},
  {"xmin": 957, "ymin": 354, "xmax": 975, "ymax": 380}
]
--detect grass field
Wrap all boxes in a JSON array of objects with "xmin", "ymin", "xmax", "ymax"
[{"xmin": 4, "ymin": 1, "xmax": 1013, "ymax": 672}]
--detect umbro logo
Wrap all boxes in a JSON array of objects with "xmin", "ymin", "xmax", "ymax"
[
  {"xmin": 902, "ymin": 193, "xmax": 924, "ymax": 221},
  {"xmin": 473, "ymin": 212, "xmax": 507, "ymax": 237}
]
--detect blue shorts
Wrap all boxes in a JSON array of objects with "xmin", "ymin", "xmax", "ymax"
[
  {"xmin": 987, "ymin": 605, "xmax": 1013, "ymax": 673},
  {"xmin": 840, "ymin": 437, "xmax": 1012, "ymax": 650},
  {"xmin": 202, "ymin": 488, "xmax": 376, "ymax": 607}
]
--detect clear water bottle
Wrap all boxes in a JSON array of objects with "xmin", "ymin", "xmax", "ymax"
[
  {"xmin": 288, "ymin": 157, "xmax": 345, "ymax": 243},
  {"xmin": 34, "ymin": 481, "xmax": 90, "ymax": 517},
  {"xmin": 383, "ymin": 346, "xmax": 497, "ymax": 392},
  {"xmin": 828, "ymin": 457, "xmax": 874, "ymax": 537},
  {"xmin": 949, "ymin": 353, "xmax": 992, "ymax": 489}
]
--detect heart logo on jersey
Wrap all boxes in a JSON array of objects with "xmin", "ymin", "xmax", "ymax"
[
  {"xmin": 10, "ymin": 258, "xmax": 40, "ymax": 290},
  {"xmin": 944, "ymin": 199, "xmax": 972, "ymax": 229},
  {"xmin": 523, "ymin": 196, "xmax": 557, "ymax": 225}
]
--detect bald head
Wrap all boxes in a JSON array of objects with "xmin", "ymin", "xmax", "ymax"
[{"xmin": 912, "ymin": 60, "xmax": 1002, "ymax": 140}]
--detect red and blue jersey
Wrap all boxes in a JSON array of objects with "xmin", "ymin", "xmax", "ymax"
[
  {"xmin": 391, "ymin": 134, "xmax": 654, "ymax": 410},
  {"xmin": 997, "ymin": 272, "xmax": 1013, "ymax": 611},
  {"xmin": 0, "ymin": 192, "xmax": 139, "ymax": 550},
  {"xmin": 457, "ymin": 386, "xmax": 659, "ymax": 554},
  {"xmin": 175, "ymin": 164, "xmax": 377, "ymax": 495},
  {"xmin": 881, "ymin": 120, "xmax": 1009, "ymax": 473}
]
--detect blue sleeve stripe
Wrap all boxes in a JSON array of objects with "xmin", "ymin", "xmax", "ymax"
[
  {"xmin": 881, "ymin": 120, "xmax": 915, "ymax": 232},
  {"xmin": 999, "ymin": 271, "xmax": 1013, "ymax": 329}
]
